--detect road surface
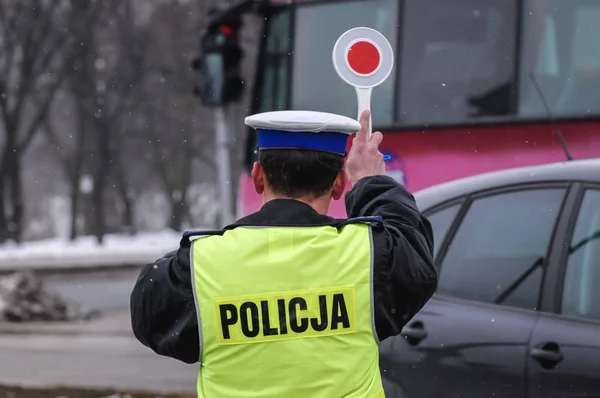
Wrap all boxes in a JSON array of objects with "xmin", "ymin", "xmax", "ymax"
[
  {"xmin": 0, "ymin": 269, "xmax": 199, "ymax": 393},
  {"xmin": 0, "ymin": 332, "xmax": 198, "ymax": 392},
  {"xmin": 44, "ymin": 269, "xmax": 139, "ymax": 311}
]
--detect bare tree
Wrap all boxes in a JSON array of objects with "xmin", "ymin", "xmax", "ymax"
[
  {"xmin": 0, "ymin": 1, "xmax": 82, "ymax": 243},
  {"xmin": 39, "ymin": 0, "xmax": 215, "ymax": 238},
  {"xmin": 140, "ymin": 1, "xmax": 215, "ymax": 232},
  {"xmin": 39, "ymin": 0, "xmax": 111, "ymax": 241},
  {"xmin": 64, "ymin": 0, "xmax": 149, "ymax": 244},
  {"xmin": 8, "ymin": 0, "xmax": 250, "ymax": 239},
  {"xmin": 41, "ymin": 104, "xmax": 90, "ymax": 241},
  {"xmin": 105, "ymin": 1, "xmax": 150, "ymax": 235}
]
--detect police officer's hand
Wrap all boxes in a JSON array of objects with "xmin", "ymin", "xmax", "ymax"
[{"xmin": 346, "ymin": 110, "xmax": 386, "ymax": 185}]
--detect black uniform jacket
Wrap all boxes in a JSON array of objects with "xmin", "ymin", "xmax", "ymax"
[{"xmin": 130, "ymin": 175, "xmax": 437, "ymax": 364}]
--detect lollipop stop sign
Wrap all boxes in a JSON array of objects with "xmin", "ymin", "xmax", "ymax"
[
  {"xmin": 333, "ymin": 28, "xmax": 394, "ymax": 137},
  {"xmin": 347, "ymin": 41, "xmax": 381, "ymax": 75}
]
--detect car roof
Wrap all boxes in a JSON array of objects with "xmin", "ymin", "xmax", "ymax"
[{"xmin": 414, "ymin": 158, "xmax": 600, "ymax": 211}]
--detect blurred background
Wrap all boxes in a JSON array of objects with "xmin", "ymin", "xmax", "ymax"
[
  {"xmin": 0, "ymin": 1, "xmax": 259, "ymax": 396},
  {"xmin": 0, "ymin": 0, "xmax": 263, "ymax": 246}
]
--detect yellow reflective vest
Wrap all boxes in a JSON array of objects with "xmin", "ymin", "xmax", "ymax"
[{"xmin": 190, "ymin": 221, "xmax": 385, "ymax": 398}]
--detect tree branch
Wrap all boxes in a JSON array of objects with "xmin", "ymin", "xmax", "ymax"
[
  {"xmin": 41, "ymin": 117, "xmax": 71, "ymax": 173},
  {"xmin": 17, "ymin": 71, "xmax": 65, "ymax": 152}
]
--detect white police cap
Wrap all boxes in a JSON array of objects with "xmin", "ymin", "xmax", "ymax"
[{"xmin": 245, "ymin": 110, "xmax": 361, "ymax": 156}]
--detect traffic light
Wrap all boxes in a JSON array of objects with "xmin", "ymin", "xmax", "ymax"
[
  {"xmin": 218, "ymin": 16, "xmax": 244, "ymax": 104},
  {"xmin": 192, "ymin": 13, "xmax": 245, "ymax": 108}
]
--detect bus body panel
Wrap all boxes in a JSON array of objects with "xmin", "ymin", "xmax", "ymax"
[{"xmin": 239, "ymin": 121, "xmax": 600, "ymax": 217}]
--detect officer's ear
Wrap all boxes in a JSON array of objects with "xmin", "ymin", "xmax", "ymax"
[
  {"xmin": 331, "ymin": 170, "xmax": 347, "ymax": 200},
  {"xmin": 251, "ymin": 162, "xmax": 265, "ymax": 194}
]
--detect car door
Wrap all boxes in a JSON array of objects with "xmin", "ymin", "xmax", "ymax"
[
  {"xmin": 380, "ymin": 185, "xmax": 569, "ymax": 398},
  {"xmin": 380, "ymin": 201, "xmax": 463, "ymax": 397},
  {"xmin": 528, "ymin": 185, "xmax": 600, "ymax": 397}
]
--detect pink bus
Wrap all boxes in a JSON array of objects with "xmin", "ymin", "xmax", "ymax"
[{"xmin": 236, "ymin": 0, "xmax": 600, "ymax": 217}]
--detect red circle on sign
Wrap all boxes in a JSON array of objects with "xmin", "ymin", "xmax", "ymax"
[{"xmin": 347, "ymin": 41, "xmax": 380, "ymax": 75}]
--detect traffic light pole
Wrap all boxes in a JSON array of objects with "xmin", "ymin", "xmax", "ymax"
[
  {"xmin": 196, "ymin": 5, "xmax": 248, "ymax": 227},
  {"xmin": 214, "ymin": 106, "xmax": 235, "ymax": 227}
]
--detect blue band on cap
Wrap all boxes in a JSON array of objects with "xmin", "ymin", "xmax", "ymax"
[{"xmin": 257, "ymin": 129, "xmax": 349, "ymax": 155}]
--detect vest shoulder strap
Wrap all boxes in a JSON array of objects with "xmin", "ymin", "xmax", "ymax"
[
  {"xmin": 181, "ymin": 216, "xmax": 383, "ymax": 245},
  {"xmin": 180, "ymin": 229, "xmax": 225, "ymax": 246},
  {"xmin": 333, "ymin": 215, "xmax": 383, "ymax": 227}
]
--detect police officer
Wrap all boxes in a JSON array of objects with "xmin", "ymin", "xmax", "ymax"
[{"xmin": 130, "ymin": 109, "xmax": 437, "ymax": 397}]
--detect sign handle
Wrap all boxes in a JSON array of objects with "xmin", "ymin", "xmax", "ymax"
[{"xmin": 355, "ymin": 86, "xmax": 373, "ymax": 138}]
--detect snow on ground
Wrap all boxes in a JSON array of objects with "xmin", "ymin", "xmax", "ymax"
[{"xmin": 0, "ymin": 230, "xmax": 186, "ymax": 272}]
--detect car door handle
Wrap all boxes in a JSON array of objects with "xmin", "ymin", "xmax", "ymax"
[
  {"xmin": 531, "ymin": 348, "xmax": 563, "ymax": 362},
  {"xmin": 530, "ymin": 342, "xmax": 563, "ymax": 369},
  {"xmin": 401, "ymin": 321, "xmax": 427, "ymax": 345}
]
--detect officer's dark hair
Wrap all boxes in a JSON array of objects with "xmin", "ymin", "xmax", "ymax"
[{"xmin": 258, "ymin": 149, "xmax": 344, "ymax": 198}]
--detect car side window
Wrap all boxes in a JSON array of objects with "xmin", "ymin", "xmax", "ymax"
[
  {"xmin": 425, "ymin": 203, "xmax": 461, "ymax": 259},
  {"xmin": 562, "ymin": 189, "xmax": 600, "ymax": 321},
  {"xmin": 438, "ymin": 188, "xmax": 566, "ymax": 311}
]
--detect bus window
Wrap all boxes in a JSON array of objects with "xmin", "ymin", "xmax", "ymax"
[
  {"xmin": 291, "ymin": 0, "xmax": 397, "ymax": 125},
  {"xmin": 258, "ymin": 9, "xmax": 292, "ymax": 113},
  {"xmin": 519, "ymin": 0, "xmax": 600, "ymax": 117},
  {"xmin": 397, "ymin": 0, "xmax": 519, "ymax": 125}
]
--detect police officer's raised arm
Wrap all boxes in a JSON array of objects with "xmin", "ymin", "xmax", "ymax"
[
  {"xmin": 130, "ymin": 240, "xmax": 200, "ymax": 364},
  {"xmin": 344, "ymin": 110, "xmax": 437, "ymax": 341}
]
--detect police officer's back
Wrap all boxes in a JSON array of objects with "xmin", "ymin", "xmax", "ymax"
[{"xmin": 130, "ymin": 110, "xmax": 437, "ymax": 397}]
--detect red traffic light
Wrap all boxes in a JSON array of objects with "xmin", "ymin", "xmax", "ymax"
[{"xmin": 219, "ymin": 25, "xmax": 235, "ymax": 36}]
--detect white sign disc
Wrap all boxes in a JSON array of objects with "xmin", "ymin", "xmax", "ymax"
[{"xmin": 332, "ymin": 27, "xmax": 394, "ymax": 89}]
